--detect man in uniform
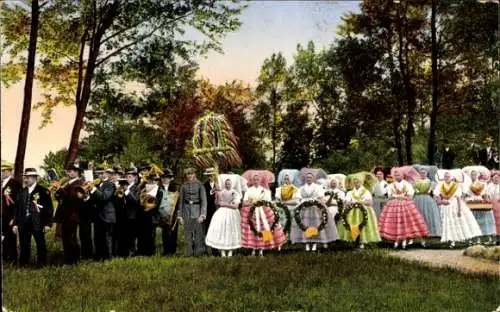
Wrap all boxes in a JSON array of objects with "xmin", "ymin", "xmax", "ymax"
[
  {"xmin": 179, "ymin": 168, "xmax": 207, "ymax": 256},
  {"xmin": 12, "ymin": 168, "xmax": 53, "ymax": 267},
  {"xmin": 1, "ymin": 161, "xmax": 22, "ymax": 264},
  {"xmin": 122, "ymin": 168, "xmax": 140, "ymax": 257},
  {"xmin": 157, "ymin": 169, "xmax": 181, "ymax": 256},
  {"xmin": 89, "ymin": 168, "xmax": 116, "ymax": 261},
  {"xmin": 479, "ymin": 136, "xmax": 499, "ymax": 170},
  {"xmin": 54, "ymin": 163, "xmax": 85, "ymax": 264}
]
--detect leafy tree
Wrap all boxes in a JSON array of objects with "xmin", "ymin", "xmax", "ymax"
[
  {"xmin": 279, "ymin": 101, "xmax": 312, "ymax": 170},
  {"xmin": 256, "ymin": 52, "xmax": 287, "ymax": 172},
  {"xmin": 1, "ymin": 0, "xmax": 246, "ymax": 166}
]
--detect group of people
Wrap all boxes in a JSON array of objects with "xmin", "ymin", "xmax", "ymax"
[{"xmin": 1, "ymin": 159, "xmax": 500, "ymax": 267}]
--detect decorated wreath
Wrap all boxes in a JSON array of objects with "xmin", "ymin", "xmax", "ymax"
[
  {"xmin": 341, "ymin": 202, "xmax": 368, "ymax": 240},
  {"xmin": 273, "ymin": 202, "xmax": 292, "ymax": 234},
  {"xmin": 294, "ymin": 200, "xmax": 329, "ymax": 238},
  {"xmin": 248, "ymin": 200, "xmax": 280, "ymax": 241},
  {"xmin": 324, "ymin": 190, "xmax": 344, "ymax": 222}
]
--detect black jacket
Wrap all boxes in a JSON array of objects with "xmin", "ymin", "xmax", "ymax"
[
  {"xmin": 13, "ymin": 184, "xmax": 53, "ymax": 231},
  {"xmin": 90, "ymin": 180, "xmax": 116, "ymax": 223},
  {"xmin": 1, "ymin": 177, "xmax": 22, "ymax": 224}
]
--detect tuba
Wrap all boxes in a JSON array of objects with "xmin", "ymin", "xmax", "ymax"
[{"xmin": 140, "ymin": 192, "xmax": 157, "ymax": 211}]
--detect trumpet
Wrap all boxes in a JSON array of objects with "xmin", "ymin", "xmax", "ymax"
[
  {"xmin": 140, "ymin": 192, "xmax": 157, "ymax": 211},
  {"xmin": 48, "ymin": 177, "xmax": 69, "ymax": 193},
  {"xmin": 76, "ymin": 178, "xmax": 102, "ymax": 198}
]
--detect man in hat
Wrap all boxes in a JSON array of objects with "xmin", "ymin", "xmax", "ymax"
[
  {"xmin": 479, "ymin": 136, "xmax": 499, "ymax": 169},
  {"xmin": 1, "ymin": 161, "xmax": 22, "ymax": 264},
  {"xmin": 122, "ymin": 168, "xmax": 140, "ymax": 256},
  {"xmin": 12, "ymin": 168, "xmax": 53, "ymax": 266},
  {"xmin": 53, "ymin": 163, "xmax": 85, "ymax": 264},
  {"xmin": 111, "ymin": 167, "xmax": 126, "ymax": 256},
  {"xmin": 157, "ymin": 169, "xmax": 181, "ymax": 256},
  {"xmin": 137, "ymin": 168, "xmax": 161, "ymax": 256},
  {"xmin": 179, "ymin": 168, "xmax": 207, "ymax": 256},
  {"xmin": 440, "ymin": 140, "xmax": 456, "ymax": 170},
  {"xmin": 88, "ymin": 168, "xmax": 116, "ymax": 260},
  {"xmin": 203, "ymin": 167, "xmax": 219, "ymax": 256}
]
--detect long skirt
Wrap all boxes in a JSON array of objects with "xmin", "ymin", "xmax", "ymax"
[
  {"xmin": 290, "ymin": 204, "xmax": 338, "ymax": 244},
  {"xmin": 337, "ymin": 205, "xmax": 381, "ymax": 243},
  {"xmin": 372, "ymin": 197, "xmax": 387, "ymax": 218},
  {"xmin": 379, "ymin": 199, "xmax": 429, "ymax": 241},
  {"xmin": 440, "ymin": 198, "xmax": 482, "ymax": 242},
  {"xmin": 413, "ymin": 194, "xmax": 442, "ymax": 237},
  {"xmin": 240, "ymin": 205, "xmax": 286, "ymax": 250},
  {"xmin": 491, "ymin": 196, "xmax": 500, "ymax": 235},
  {"xmin": 471, "ymin": 209, "xmax": 496, "ymax": 236},
  {"xmin": 205, "ymin": 207, "xmax": 242, "ymax": 250}
]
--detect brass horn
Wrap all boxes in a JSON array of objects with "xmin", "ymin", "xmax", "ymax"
[{"xmin": 140, "ymin": 192, "xmax": 157, "ymax": 211}]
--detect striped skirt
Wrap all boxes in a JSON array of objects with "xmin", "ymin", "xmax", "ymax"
[
  {"xmin": 240, "ymin": 204, "xmax": 286, "ymax": 250},
  {"xmin": 378, "ymin": 199, "xmax": 429, "ymax": 241}
]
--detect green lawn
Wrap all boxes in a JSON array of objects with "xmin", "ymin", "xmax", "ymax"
[{"xmin": 3, "ymin": 245, "xmax": 498, "ymax": 312}]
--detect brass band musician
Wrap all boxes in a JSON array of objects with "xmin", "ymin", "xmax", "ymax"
[{"xmin": 53, "ymin": 163, "xmax": 85, "ymax": 265}]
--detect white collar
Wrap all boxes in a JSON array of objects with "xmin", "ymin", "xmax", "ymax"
[
  {"xmin": 2, "ymin": 176, "xmax": 11, "ymax": 189},
  {"xmin": 28, "ymin": 182, "xmax": 37, "ymax": 194},
  {"xmin": 68, "ymin": 177, "xmax": 79, "ymax": 184}
]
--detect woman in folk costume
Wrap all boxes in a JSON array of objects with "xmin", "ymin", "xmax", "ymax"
[
  {"xmin": 434, "ymin": 171, "xmax": 482, "ymax": 247},
  {"xmin": 372, "ymin": 168, "xmax": 388, "ymax": 218},
  {"xmin": 378, "ymin": 170, "xmax": 429, "ymax": 249},
  {"xmin": 412, "ymin": 168, "xmax": 442, "ymax": 238},
  {"xmin": 463, "ymin": 170, "xmax": 496, "ymax": 243},
  {"xmin": 485, "ymin": 171, "xmax": 500, "ymax": 238},
  {"xmin": 275, "ymin": 170, "xmax": 302, "ymax": 237},
  {"xmin": 292, "ymin": 172, "xmax": 336, "ymax": 252},
  {"xmin": 240, "ymin": 174, "xmax": 286, "ymax": 256},
  {"xmin": 338, "ymin": 177, "xmax": 380, "ymax": 248},
  {"xmin": 205, "ymin": 178, "xmax": 241, "ymax": 257}
]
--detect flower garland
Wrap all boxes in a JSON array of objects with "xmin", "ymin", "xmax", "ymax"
[
  {"xmin": 294, "ymin": 200, "xmax": 328, "ymax": 238},
  {"xmin": 248, "ymin": 200, "xmax": 280, "ymax": 240},
  {"xmin": 274, "ymin": 202, "xmax": 292, "ymax": 234},
  {"xmin": 341, "ymin": 202, "xmax": 368, "ymax": 240},
  {"xmin": 324, "ymin": 190, "xmax": 344, "ymax": 222}
]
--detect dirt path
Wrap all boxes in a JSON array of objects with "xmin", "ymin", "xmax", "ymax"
[{"xmin": 389, "ymin": 249, "xmax": 500, "ymax": 276}]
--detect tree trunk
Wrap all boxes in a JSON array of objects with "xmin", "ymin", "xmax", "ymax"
[
  {"xmin": 392, "ymin": 115, "xmax": 404, "ymax": 166},
  {"xmin": 14, "ymin": 0, "xmax": 40, "ymax": 180},
  {"xmin": 65, "ymin": 38, "xmax": 100, "ymax": 166},
  {"xmin": 397, "ymin": 3, "xmax": 414, "ymax": 165},
  {"xmin": 427, "ymin": 0, "xmax": 439, "ymax": 165},
  {"xmin": 271, "ymin": 88, "xmax": 277, "ymax": 173}
]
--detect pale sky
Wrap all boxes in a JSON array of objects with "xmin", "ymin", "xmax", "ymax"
[{"xmin": 1, "ymin": 1, "xmax": 361, "ymax": 169}]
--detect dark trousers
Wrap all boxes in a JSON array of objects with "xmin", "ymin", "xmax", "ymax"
[
  {"xmin": 79, "ymin": 219, "xmax": 94, "ymax": 260},
  {"xmin": 137, "ymin": 214, "xmax": 155, "ymax": 256},
  {"xmin": 94, "ymin": 220, "xmax": 113, "ymax": 261},
  {"xmin": 184, "ymin": 218, "xmax": 206, "ymax": 256},
  {"xmin": 61, "ymin": 223, "xmax": 80, "ymax": 264},
  {"xmin": 160, "ymin": 223, "xmax": 178, "ymax": 255},
  {"xmin": 2, "ymin": 219, "xmax": 17, "ymax": 264},
  {"xmin": 19, "ymin": 221, "xmax": 47, "ymax": 266},
  {"xmin": 121, "ymin": 219, "xmax": 138, "ymax": 257}
]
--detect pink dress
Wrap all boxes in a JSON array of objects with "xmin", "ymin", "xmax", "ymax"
[
  {"xmin": 378, "ymin": 180, "xmax": 429, "ymax": 241},
  {"xmin": 487, "ymin": 183, "xmax": 500, "ymax": 235},
  {"xmin": 240, "ymin": 186, "xmax": 286, "ymax": 250}
]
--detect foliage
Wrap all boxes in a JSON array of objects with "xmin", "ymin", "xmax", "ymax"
[{"xmin": 41, "ymin": 148, "xmax": 68, "ymax": 174}]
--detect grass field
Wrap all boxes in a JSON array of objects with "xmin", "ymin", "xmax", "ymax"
[{"xmin": 3, "ymin": 226, "xmax": 498, "ymax": 312}]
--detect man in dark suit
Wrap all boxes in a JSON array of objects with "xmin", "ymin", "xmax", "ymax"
[
  {"xmin": 12, "ymin": 168, "xmax": 53, "ymax": 267},
  {"xmin": 122, "ymin": 168, "xmax": 140, "ymax": 257},
  {"xmin": 202, "ymin": 168, "xmax": 219, "ymax": 256},
  {"xmin": 479, "ymin": 137, "xmax": 499, "ymax": 170},
  {"xmin": 1, "ymin": 161, "xmax": 22, "ymax": 264},
  {"xmin": 137, "ymin": 168, "xmax": 161, "ymax": 256},
  {"xmin": 88, "ymin": 168, "xmax": 116, "ymax": 261},
  {"xmin": 157, "ymin": 169, "xmax": 181, "ymax": 256},
  {"xmin": 440, "ymin": 140, "xmax": 456, "ymax": 169},
  {"xmin": 53, "ymin": 163, "xmax": 85, "ymax": 265}
]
